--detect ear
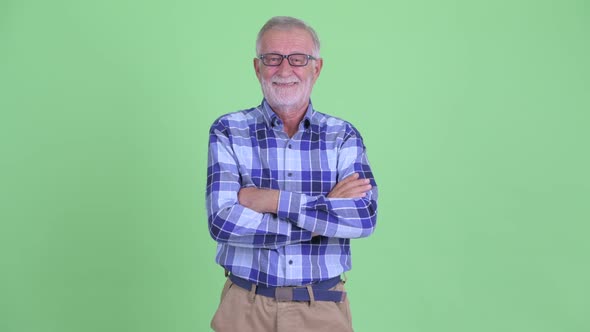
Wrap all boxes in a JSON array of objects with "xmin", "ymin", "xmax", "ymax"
[
  {"xmin": 312, "ymin": 57, "xmax": 323, "ymax": 82},
  {"xmin": 253, "ymin": 57, "xmax": 262, "ymax": 81}
]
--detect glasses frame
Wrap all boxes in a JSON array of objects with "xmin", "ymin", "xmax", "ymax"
[{"xmin": 258, "ymin": 53, "xmax": 317, "ymax": 67}]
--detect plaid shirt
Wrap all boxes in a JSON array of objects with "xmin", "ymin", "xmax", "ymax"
[{"xmin": 206, "ymin": 100, "xmax": 378, "ymax": 286}]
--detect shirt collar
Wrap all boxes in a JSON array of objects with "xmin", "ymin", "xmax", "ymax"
[{"xmin": 260, "ymin": 99, "xmax": 314, "ymax": 130}]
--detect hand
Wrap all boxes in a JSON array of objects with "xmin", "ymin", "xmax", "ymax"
[
  {"xmin": 238, "ymin": 187, "xmax": 279, "ymax": 214},
  {"xmin": 327, "ymin": 173, "xmax": 372, "ymax": 199}
]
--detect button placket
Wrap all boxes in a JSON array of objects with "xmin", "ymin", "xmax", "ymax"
[{"xmin": 283, "ymin": 139, "xmax": 297, "ymax": 187}]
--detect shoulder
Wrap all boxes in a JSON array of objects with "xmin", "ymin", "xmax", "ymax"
[
  {"xmin": 312, "ymin": 110, "xmax": 363, "ymax": 139},
  {"xmin": 209, "ymin": 106, "xmax": 263, "ymax": 132},
  {"xmin": 211, "ymin": 106, "xmax": 261, "ymax": 125}
]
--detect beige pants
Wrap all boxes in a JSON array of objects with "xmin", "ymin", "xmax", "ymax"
[{"xmin": 211, "ymin": 278, "xmax": 354, "ymax": 332}]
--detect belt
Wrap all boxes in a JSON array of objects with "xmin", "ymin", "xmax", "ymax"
[{"xmin": 228, "ymin": 274, "xmax": 346, "ymax": 302}]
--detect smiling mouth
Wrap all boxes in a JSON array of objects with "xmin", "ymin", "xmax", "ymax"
[{"xmin": 272, "ymin": 82, "xmax": 298, "ymax": 87}]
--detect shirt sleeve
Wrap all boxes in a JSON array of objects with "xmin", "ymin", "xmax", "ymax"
[
  {"xmin": 276, "ymin": 126, "xmax": 378, "ymax": 239},
  {"xmin": 206, "ymin": 119, "xmax": 314, "ymax": 249}
]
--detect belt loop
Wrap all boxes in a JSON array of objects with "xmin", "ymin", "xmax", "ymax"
[
  {"xmin": 305, "ymin": 285, "xmax": 316, "ymax": 307},
  {"xmin": 249, "ymin": 283, "xmax": 257, "ymax": 303}
]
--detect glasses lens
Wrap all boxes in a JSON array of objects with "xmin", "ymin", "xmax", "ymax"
[
  {"xmin": 288, "ymin": 54, "xmax": 308, "ymax": 66},
  {"xmin": 263, "ymin": 54, "xmax": 283, "ymax": 66}
]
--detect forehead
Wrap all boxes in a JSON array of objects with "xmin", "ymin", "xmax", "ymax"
[{"xmin": 259, "ymin": 28, "xmax": 315, "ymax": 53}]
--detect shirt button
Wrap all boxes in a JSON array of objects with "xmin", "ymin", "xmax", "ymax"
[
  {"xmin": 287, "ymin": 173, "xmax": 292, "ymax": 177},
  {"xmin": 288, "ymin": 144, "xmax": 292, "ymax": 149},
  {"xmin": 288, "ymin": 260, "xmax": 293, "ymax": 265}
]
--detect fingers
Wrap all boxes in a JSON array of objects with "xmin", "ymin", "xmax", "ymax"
[
  {"xmin": 339, "ymin": 172, "xmax": 359, "ymax": 183},
  {"xmin": 327, "ymin": 173, "xmax": 373, "ymax": 198}
]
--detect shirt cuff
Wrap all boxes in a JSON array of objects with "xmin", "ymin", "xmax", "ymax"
[{"xmin": 277, "ymin": 190, "xmax": 304, "ymax": 222}]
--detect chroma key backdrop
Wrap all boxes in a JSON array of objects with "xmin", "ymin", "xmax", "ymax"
[{"xmin": 1, "ymin": 0, "xmax": 588, "ymax": 331}]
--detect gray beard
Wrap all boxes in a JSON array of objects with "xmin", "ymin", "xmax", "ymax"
[{"xmin": 261, "ymin": 77, "xmax": 313, "ymax": 111}]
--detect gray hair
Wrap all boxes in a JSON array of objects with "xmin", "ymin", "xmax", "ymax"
[{"xmin": 256, "ymin": 16, "xmax": 321, "ymax": 57}]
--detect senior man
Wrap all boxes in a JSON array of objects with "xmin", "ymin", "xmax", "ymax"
[{"xmin": 207, "ymin": 16, "xmax": 378, "ymax": 332}]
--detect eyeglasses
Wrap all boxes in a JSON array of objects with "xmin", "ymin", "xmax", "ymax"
[{"xmin": 258, "ymin": 53, "xmax": 316, "ymax": 67}]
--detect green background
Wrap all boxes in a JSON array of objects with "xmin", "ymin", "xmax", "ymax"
[{"xmin": 1, "ymin": 0, "xmax": 589, "ymax": 331}]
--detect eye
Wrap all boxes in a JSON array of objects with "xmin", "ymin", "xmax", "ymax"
[
  {"xmin": 268, "ymin": 56, "xmax": 281, "ymax": 62},
  {"xmin": 288, "ymin": 54, "xmax": 308, "ymax": 66},
  {"xmin": 291, "ymin": 57, "xmax": 304, "ymax": 64},
  {"xmin": 264, "ymin": 54, "xmax": 283, "ymax": 65}
]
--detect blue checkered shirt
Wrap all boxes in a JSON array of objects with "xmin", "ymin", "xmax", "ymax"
[{"xmin": 206, "ymin": 100, "xmax": 378, "ymax": 286}]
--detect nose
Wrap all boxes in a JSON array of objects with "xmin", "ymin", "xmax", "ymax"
[{"xmin": 276, "ymin": 57, "xmax": 294, "ymax": 76}]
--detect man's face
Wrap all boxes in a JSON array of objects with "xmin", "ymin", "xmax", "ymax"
[{"xmin": 254, "ymin": 28, "xmax": 323, "ymax": 112}]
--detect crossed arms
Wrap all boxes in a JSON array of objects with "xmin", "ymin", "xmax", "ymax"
[
  {"xmin": 206, "ymin": 119, "xmax": 378, "ymax": 249},
  {"xmin": 238, "ymin": 172, "xmax": 372, "ymax": 214}
]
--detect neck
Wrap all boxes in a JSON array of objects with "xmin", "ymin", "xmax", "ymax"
[{"xmin": 271, "ymin": 102, "xmax": 308, "ymax": 137}]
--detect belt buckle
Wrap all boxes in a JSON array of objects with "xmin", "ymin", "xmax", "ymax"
[{"xmin": 274, "ymin": 287, "xmax": 294, "ymax": 302}]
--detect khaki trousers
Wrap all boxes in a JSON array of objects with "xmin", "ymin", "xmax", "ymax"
[{"xmin": 211, "ymin": 278, "xmax": 354, "ymax": 332}]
